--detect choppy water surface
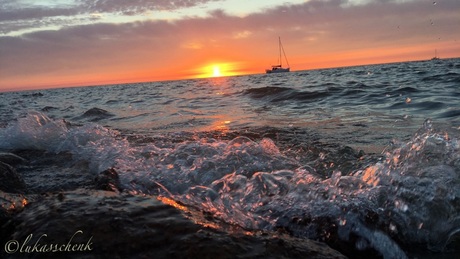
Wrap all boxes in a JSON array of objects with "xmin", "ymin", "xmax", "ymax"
[{"xmin": 1, "ymin": 59, "xmax": 460, "ymax": 258}]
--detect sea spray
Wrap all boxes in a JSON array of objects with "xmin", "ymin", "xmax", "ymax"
[
  {"xmin": 0, "ymin": 111, "xmax": 130, "ymax": 174},
  {"xmin": 1, "ymin": 111, "xmax": 459, "ymax": 257}
]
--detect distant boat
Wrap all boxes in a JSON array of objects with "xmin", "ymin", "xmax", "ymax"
[
  {"xmin": 431, "ymin": 49, "xmax": 440, "ymax": 60},
  {"xmin": 266, "ymin": 37, "xmax": 290, "ymax": 74}
]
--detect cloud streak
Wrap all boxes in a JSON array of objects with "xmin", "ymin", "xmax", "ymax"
[
  {"xmin": 78, "ymin": 0, "xmax": 220, "ymax": 13},
  {"xmin": 0, "ymin": 0, "xmax": 220, "ymax": 35}
]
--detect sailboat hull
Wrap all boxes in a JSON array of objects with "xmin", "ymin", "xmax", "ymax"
[{"xmin": 266, "ymin": 67, "xmax": 290, "ymax": 74}]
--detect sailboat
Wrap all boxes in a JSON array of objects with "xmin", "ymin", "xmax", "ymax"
[
  {"xmin": 266, "ymin": 37, "xmax": 290, "ymax": 74},
  {"xmin": 431, "ymin": 49, "xmax": 440, "ymax": 61}
]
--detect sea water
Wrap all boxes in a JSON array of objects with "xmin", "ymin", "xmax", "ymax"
[{"xmin": 1, "ymin": 59, "xmax": 460, "ymax": 258}]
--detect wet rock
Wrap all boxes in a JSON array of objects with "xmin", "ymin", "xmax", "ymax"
[
  {"xmin": 12, "ymin": 150, "xmax": 93, "ymax": 193},
  {"xmin": 0, "ymin": 161, "xmax": 27, "ymax": 193},
  {"xmin": 31, "ymin": 92, "xmax": 44, "ymax": 97},
  {"xmin": 81, "ymin": 107, "xmax": 115, "ymax": 121},
  {"xmin": 5, "ymin": 190, "xmax": 346, "ymax": 258},
  {"xmin": 95, "ymin": 168, "xmax": 123, "ymax": 192},
  {"xmin": 41, "ymin": 106, "xmax": 58, "ymax": 112},
  {"xmin": 0, "ymin": 152, "xmax": 26, "ymax": 166},
  {"xmin": 0, "ymin": 204, "xmax": 13, "ymax": 248},
  {"xmin": 0, "ymin": 191, "xmax": 30, "ymax": 247}
]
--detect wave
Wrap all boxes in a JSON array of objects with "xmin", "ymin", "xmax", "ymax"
[
  {"xmin": 393, "ymin": 86, "xmax": 420, "ymax": 94},
  {"xmin": 1, "ymin": 112, "xmax": 459, "ymax": 258},
  {"xmin": 422, "ymin": 72, "xmax": 460, "ymax": 83},
  {"xmin": 243, "ymin": 86, "xmax": 331, "ymax": 103},
  {"xmin": 243, "ymin": 86, "xmax": 292, "ymax": 99},
  {"xmin": 0, "ymin": 111, "xmax": 126, "ymax": 173},
  {"xmin": 437, "ymin": 109, "xmax": 460, "ymax": 119}
]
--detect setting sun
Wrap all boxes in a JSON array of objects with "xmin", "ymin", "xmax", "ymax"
[
  {"xmin": 195, "ymin": 62, "xmax": 242, "ymax": 79},
  {"xmin": 212, "ymin": 66, "xmax": 221, "ymax": 77}
]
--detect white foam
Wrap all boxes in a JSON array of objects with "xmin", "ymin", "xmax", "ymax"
[{"xmin": 1, "ymin": 112, "xmax": 459, "ymax": 256}]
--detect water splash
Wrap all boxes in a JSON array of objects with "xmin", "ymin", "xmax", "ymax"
[
  {"xmin": 363, "ymin": 119, "xmax": 460, "ymax": 252},
  {"xmin": 0, "ymin": 111, "xmax": 130, "ymax": 173},
  {"xmin": 1, "ymin": 112, "xmax": 459, "ymax": 257},
  {"xmin": 0, "ymin": 111, "xmax": 68, "ymax": 151}
]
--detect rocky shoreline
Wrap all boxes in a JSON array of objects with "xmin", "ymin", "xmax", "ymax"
[{"xmin": 1, "ymin": 150, "xmax": 347, "ymax": 258}]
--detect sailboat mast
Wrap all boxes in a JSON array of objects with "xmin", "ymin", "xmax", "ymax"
[
  {"xmin": 279, "ymin": 36, "xmax": 282, "ymax": 67},
  {"xmin": 280, "ymin": 37, "xmax": 290, "ymax": 68}
]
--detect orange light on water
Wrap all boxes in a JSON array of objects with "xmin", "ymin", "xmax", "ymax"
[
  {"xmin": 213, "ymin": 119, "xmax": 232, "ymax": 132},
  {"xmin": 157, "ymin": 196, "xmax": 221, "ymax": 230},
  {"xmin": 157, "ymin": 196, "xmax": 188, "ymax": 212}
]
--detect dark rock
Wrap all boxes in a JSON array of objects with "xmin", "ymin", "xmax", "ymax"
[
  {"xmin": 12, "ymin": 150, "xmax": 93, "ymax": 193},
  {"xmin": 5, "ymin": 190, "xmax": 346, "ymax": 258},
  {"xmin": 76, "ymin": 107, "xmax": 115, "ymax": 122},
  {"xmin": 83, "ymin": 107, "xmax": 114, "ymax": 118},
  {"xmin": 95, "ymin": 168, "xmax": 123, "ymax": 192},
  {"xmin": 41, "ymin": 106, "xmax": 58, "ymax": 112},
  {"xmin": 0, "ymin": 153, "xmax": 26, "ymax": 166},
  {"xmin": 0, "ymin": 191, "xmax": 32, "ymax": 248},
  {"xmin": 0, "ymin": 201, "xmax": 13, "ymax": 248},
  {"xmin": 0, "ymin": 162, "xmax": 27, "ymax": 193},
  {"xmin": 83, "ymin": 107, "xmax": 109, "ymax": 116}
]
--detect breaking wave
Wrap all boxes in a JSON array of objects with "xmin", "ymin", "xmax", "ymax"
[{"xmin": 1, "ymin": 112, "xmax": 459, "ymax": 258}]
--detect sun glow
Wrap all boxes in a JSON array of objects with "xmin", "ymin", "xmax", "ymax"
[
  {"xmin": 195, "ymin": 62, "xmax": 243, "ymax": 79},
  {"xmin": 212, "ymin": 65, "xmax": 221, "ymax": 77}
]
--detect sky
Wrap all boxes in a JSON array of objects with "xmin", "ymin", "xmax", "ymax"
[{"xmin": 0, "ymin": 0, "xmax": 459, "ymax": 91}]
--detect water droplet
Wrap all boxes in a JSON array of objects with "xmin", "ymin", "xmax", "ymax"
[
  {"xmin": 395, "ymin": 200, "xmax": 409, "ymax": 212},
  {"xmin": 319, "ymin": 152, "xmax": 326, "ymax": 160},
  {"xmin": 389, "ymin": 222, "xmax": 397, "ymax": 232}
]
